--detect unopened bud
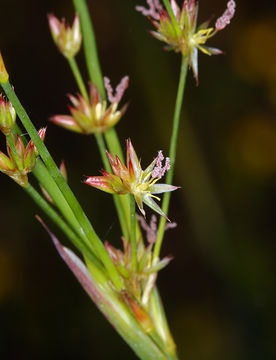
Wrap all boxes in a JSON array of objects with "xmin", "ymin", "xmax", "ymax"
[
  {"xmin": 0, "ymin": 95, "xmax": 16, "ymax": 135},
  {"xmin": 0, "ymin": 52, "xmax": 9, "ymax": 83},
  {"xmin": 48, "ymin": 14, "xmax": 82, "ymax": 58},
  {"xmin": 33, "ymin": 127, "xmax": 47, "ymax": 155},
  {"xmin": 0, "ymin": 128, "xmax": 47, "ymax": 187}
]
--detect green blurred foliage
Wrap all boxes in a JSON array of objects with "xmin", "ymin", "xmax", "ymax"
[{"xmin": 0, "ymin": 0, "xmax": 275, "ymax": 359}]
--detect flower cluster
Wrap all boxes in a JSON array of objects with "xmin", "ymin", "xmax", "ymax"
[
  {"xmin": 84, "ymin": 139, "xmax": 179, "ymax": 219},
  {"xmin": 48, "ymin": 13, "xmax": 82, "ymax": 58},
  {"xmin": 105, "ymin": 235, "xmax": 172, "ymax": 302},
  {"xmin": 0, "ymin": 128, "xmax": 46, "ymax": 187},
  {"xmin": 50, "ymin": 78, "xmax": 128, "ymax": 135},
  {"xmin": 136, "ymin": 0, "xmax": 236, "ymax": 82},
  {"xmin": 105, "ymin": 215, "xmax": 175, "ymax": 304}
]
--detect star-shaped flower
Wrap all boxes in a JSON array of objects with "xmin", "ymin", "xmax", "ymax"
[
  {"xmin": 84, "ymin": 139, "xmax": 179, "ymax": 219},
  {"xmin": 136, "ymin": 0, "xmax": 236, "ymax": 82},
  {"xmin": 50, "ymin": 78, "xmax": 128, "ymax": 135}
]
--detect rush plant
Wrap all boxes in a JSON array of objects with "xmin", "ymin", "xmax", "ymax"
[{"xmin": 0, "ymin": 1, "xmax": 235, "ymax": 359}]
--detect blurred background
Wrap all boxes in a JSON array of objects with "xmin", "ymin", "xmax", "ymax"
[{"xmin": 0, "ymin": 0, "xmax": 275, "ymax": 359}]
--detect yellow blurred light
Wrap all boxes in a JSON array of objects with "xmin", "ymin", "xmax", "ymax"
[
  {"xmin": 228, "ymin": 114, "xmax": 276, "ymax": 178},
  {"xmin": 171, "ymin": 305, "xmax": 243, "ymax": 360},
  {"xmin": 0, "ymin": 247, "xmax": 17, "ymax": 302},
  {"xmin": 231, "ymin": 18, "xmax": 276, "ymax": 85}
]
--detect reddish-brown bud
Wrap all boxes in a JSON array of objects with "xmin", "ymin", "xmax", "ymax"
[{"xmin": 0, "ymin": 52, "xmax": 9, "ymax": 83}]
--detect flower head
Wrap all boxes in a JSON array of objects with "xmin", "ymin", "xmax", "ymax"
[
  {"xmin": 136, "ymin": 0, "xmax": 236, "ymax": 82},
  {"xmin": 104, "ymin": 215, "xmax": 175, "ymax": 304},
  {"xmin": 0, "ymin": 95, "xmax": 16, "ymax": 135},
  {"xmin": 48, "ymin": 13, "xmax": 82, "ymax": 58},
  {"xmin": 0, "ymin": 128, "xmax": 46, "ymax": 187},
  {"xmin": 84, "ymin": 139, "xmax": 179, "ymax": 219},
  {"xmin": 50, "ymin": 80, "xmax": 128, "ymax": 135}
]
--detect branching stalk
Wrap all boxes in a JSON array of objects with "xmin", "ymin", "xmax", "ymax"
[{"xmin": 1, "ymin": 80, "xmax": 124, "ymax": 291}]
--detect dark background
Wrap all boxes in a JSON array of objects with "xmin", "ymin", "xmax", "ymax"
[{"xmin": 0, "ymin": 0, "xmax": 275, "ymax": 359}]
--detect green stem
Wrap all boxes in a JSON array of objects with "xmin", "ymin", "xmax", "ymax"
[
  {"xmin": 12, "ymin": 124, "xmax": 107, "ymax": 282},
  {"xmin": 11, "ymin": 124, "xmax": 96, "ymax": 253},
  {"xmin": 104, "ymin": 128, "xmax": 124, "ymax": 160},
  {"xmin": 94, "ymin": 133, "xmax": 110, "ymax": 171},
  {"xmin": 1, "ymin": 80, "xmax": 124, "ymax": 291},
  {"xmin": 33, "ymin": 160, "xmax": 95, "ymax": 251},
  {"xmin": 24, "ymin": 182, "xmax": 104, "ymax": 273},
  {"xmin": 150, "ymin": 288, "xmax": 177, "ymax": 357},
  {"xmin": 130, "ymin": 195, "xmax": 137, "ymax": 271},
  {"xmin": 72, "ymin": 0, "xmax": 105, "ymax": 98},
  {"xmin": 95, "ymin": 133, "xmax": 129, "ymax": 240},
  {"xmin": 67, "ymin": 56, "xmax": 89, "ymax": 101},
  {"xmin": 153, "ymin": 57, "xmax": 188, "ymax": 262}
]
